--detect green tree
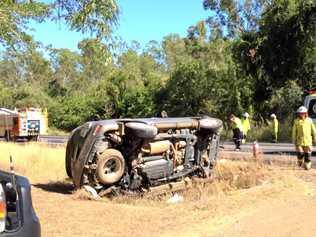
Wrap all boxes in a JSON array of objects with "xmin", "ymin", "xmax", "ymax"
[
  {"xmin": 48, "ymin": 48, "xmax": 81, "ymax": 96},
  {"xmin": 162, "ymin": 34, "xmax": 191, "ymax": 71},
  {"xmin": 0, "ymin": 0, "xmax": 49, "ymax": 48},
  {"xmin": 105, "ymin": 73, "xmax": 156, "ymax": 118},
  {"xmin": 232, "ymin": 0, "xmax": 316, "ymax": 115},
  {"xmin": 0, "ymin": 0, "xmax": 119, "ymax": 48},
  {"xmin": 157, "ymin": 61, "xmax": 211, "ymax": 116},
  {"xmin": 203, "ymin": 0, "xmax": 267, "ymax": 38},
  {"xmin": 78, "ymin": 38, "xmax": 113, "ymax": 86},
  {"xmin": 55, "ymin": 0, "xmax": 119, "ymax": 38},
  {"xmin": 269, "ymin": 81, "xmax": 303, "ymax": 119}
]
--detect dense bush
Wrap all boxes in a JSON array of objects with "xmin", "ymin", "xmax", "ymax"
[{"xmin": 0, "ymin": 1, "xmax": 314, "ymax": 133}]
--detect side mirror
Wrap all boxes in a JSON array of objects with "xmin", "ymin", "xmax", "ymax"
[{"xmin": 5, "ymin": 182, "xmax": 17, "ymax": 203}]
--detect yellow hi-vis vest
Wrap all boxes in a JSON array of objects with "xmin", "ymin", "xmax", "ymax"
[
  {"xmin": 232, "ymin": 117, "xmax": 243, "ymax": 131},
  {"xmin": 271, "ymin": 118, "xmax": 278, "ymax": 135},
  {"xmin": 242, "ymin": 118, "xmax": 250, "ymax": 134},
  {"xmin": 292, "ymin": 117, "xmax": 316, "ymax": 147}
]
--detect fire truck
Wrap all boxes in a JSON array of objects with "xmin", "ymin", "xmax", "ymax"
[
  {"xmin": 304, "ymin": 90, "xmax": 316, "ymax": 124},
  {"xmin": 0, "ymin": 108, "xmax": 48, "ymax": 141}
]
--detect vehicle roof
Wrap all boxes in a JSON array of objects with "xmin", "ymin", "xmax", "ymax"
[{"xmin": 0, "ymin": 108, "xmax": 18, "ymax": 115}]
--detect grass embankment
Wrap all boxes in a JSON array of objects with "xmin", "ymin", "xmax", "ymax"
[
  {"xmin": 47, "ymin": 127, "xmax": 69, "ymax": 136},
  {"xmin": 0, "ymin": 142, "xmax": 291, "ymax": 190},
  {"xmin": 0, "ymin": 142, "xmax": 66, "ymax": 183},
  {"xmin": 0, "ymin": 142, "xmax": 280, "ymax": 191},
  {"xmin": 0, "ymin": 142, "xmax": 310, "ymax": 236}
]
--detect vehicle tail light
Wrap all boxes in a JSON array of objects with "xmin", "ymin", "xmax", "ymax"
[
  {"xmin": 93, "ymin": 125, "xmax": 102, "ymax": 136},
  {"xmin": 0, "ymin": 184, "xmax": 6, "ymax": 233},
  {"xmin": 307, "ymin": 89, "xmax": 316, "ymax": 95}
]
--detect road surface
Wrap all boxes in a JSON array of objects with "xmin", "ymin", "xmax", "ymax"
[
  {"xmin": 38, "ymin": 135, "xmax": 316, "ymax": 156},
  {"xmin": 0, "ymin": 135, "xmax": 313, "ymax": 162},
  {"xmin": 222, "ymin": 141, "xmax": 315, "ymax": 156},
  {"xmin": 38, "ymin": 135, "xmax": 68, "ymax": 144}
]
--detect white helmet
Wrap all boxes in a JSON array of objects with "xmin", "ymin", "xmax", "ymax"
[
  {"xmin": 243, "ymin": 112, "xmax": 249, "ymax": 118},
  {"xmin": 270, "ymin": 113, "xmax": 276, "ymax": 118},
  {"xmin": 296, "ymin": 106, "xmax": 308, "ymax": 113}
]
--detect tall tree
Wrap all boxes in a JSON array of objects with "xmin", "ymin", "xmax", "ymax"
[
  {"xmin": 0, "ymin": 0, "xmax": 119, "ymax": 48},
  {"xmin": 0, "ymin": 0, "xmax": 49, "ymax": 48},
  {"xmin": 232, "ymin": 0, "xmax": 316, "ymax": 105},
  {"xmin": 49, "ymin": 48, "xmax": 81, "ymax": 96},
  {"xmin": 55, "ymin": 0, "xmax": 119, "ymax": 38},
  {"xmin": 203, "ymin": 0, "xmax": 268, "ymax": 38},
  {"xmin": 162, "ymin": 34, "xmax": 191, "ymax": 71},
  {"xmin": 78, "ymin": 38, "xmax": 113, "ymax": 84}
]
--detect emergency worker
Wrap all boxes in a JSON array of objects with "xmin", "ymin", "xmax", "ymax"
[
  {"xmin": 270, "ymin": 114, "xmax": 279, "ymax": 143},
  {"xmin": 292, "ymin": 106, "xmax": 316, "ymax": 170},
  {"xmin": 160, "ymin": 110, "xmax": 168, "ymax": 118},
  {"xmin": 241, "ymin": 112, "xmax": 251, "ymax": 143},
  {"xmin": 229, "ymin": 114, "xmax": 243, "ymax": 151}
]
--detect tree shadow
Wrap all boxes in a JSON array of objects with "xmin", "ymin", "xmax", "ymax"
[{"xmin": 33, "ymin": 180, "xmax": 74, "ymax": 195}]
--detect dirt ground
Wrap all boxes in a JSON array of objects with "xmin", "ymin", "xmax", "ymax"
[{"xmin": 31, "ymin": 164, "xmax": 316, "ymax": 237}]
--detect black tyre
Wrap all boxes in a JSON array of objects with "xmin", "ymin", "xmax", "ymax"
[
  {"xmin": 199, "ymin": 117, "xmax": 223, "ymax": 132},
  {"xmin": 65, "ymin": 140, "xmax": 74, "ymax": 178},
  {"xmin": 96, "ymin": 149, "xmax": 125, "ymax": 185},
  {"xmin": 125, "ymin": 122, "xmax": 158, "ymax": 138}
]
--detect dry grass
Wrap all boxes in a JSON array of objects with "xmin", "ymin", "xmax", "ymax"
[
  {"xmin": 31, "ymin": 160, "xmax": 308, "ymax": 237},
  {"xmin": 0, "ymin": 142, "xmax": 312, "ymax": 236},
  {"xmin": 0, "ymin": 142, "xmax": 66, "ymax": 183},
  {"xmin": 112, "ymin": 159, "xmax": 272, "ymax": 209}
]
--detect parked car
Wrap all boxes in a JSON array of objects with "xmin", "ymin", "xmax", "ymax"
[
  {"xmin": 0, "ymin": 170, "xmax": 40, "ymax": 236},
  {"xmin": 66, "ymin": 116, "xmax": 222, "ymax": 195}
]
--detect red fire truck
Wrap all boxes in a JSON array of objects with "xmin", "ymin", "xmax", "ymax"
[{"xmin": 0, "ymin": 108, "xmax": 48, "ymax": 141}]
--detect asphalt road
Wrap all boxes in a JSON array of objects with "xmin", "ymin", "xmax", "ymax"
[
  {"xmin": 37, "ymin": 135, "xmax": 316, "ymax": 157},
  {"xmin": 222, "ymin": 141, "xmax": 315, "ymax": 156},
  {"xmin": 0, "ymin": 135, "xmax": 316, "ymax": 161},
  {"xmin": 38, "ymin": 135, "xmax": 68, "ymax": 144}
]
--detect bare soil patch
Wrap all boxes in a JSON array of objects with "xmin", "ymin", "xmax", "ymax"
[
  {"xmin": 2, "ymin": 143, "xmax": 315, "ymax": 237},
  {"xmin": 31, "ymin": 161, "xmax": 316, "ymax": 237}
]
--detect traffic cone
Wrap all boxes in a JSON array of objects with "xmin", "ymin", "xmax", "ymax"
[{"xmin": 252, "ymin": 141, "xmax": 260, "ymax": 159}]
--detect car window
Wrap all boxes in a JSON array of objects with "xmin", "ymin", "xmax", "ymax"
[{"xmin": 308, "ymin": 98, "xmax": 316, "ymax": 119}]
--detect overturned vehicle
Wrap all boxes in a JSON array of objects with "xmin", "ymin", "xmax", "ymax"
[{"xmin": 66, "ymin": 117, "xmax": 222, "ymax": 195}]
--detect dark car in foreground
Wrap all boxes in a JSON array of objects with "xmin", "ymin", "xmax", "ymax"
[
  {"xmin": 0, "ymin": 170, "xmax": 40, "ymax": 237},
  {"xmin": 66, "ymin": 116, "xmax": 223, "ymax": 195}
]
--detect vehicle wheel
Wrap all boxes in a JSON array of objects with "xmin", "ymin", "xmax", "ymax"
[
  {"xmin": 65, "ymin": 140, "xmax": 74, "ymax": 178},
  {"xmin": 96, "ymin": 149, "xmax": 125, "ymax": 185}
]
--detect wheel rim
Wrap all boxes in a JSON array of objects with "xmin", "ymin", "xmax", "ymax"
[
  {"xmin": 103, "ymin": 159, "xmax": 119, "ymax": 174},
  {"xmin": 96, "ymin": 149, "xmax": 125, "ymax": 184},
  {"xmin": 102, "ymin": 158, "xmax": 121, "ymax": 177}
]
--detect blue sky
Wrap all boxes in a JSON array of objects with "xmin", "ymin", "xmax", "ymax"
[{"xmin": 30, "ymin": 0, "xmax": 210, "ymax": 51}]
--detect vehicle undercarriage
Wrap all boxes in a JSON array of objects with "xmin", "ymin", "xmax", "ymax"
[{"xmin": 66, "ymin": 117, "xmax": 223, "ymax": 196}]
